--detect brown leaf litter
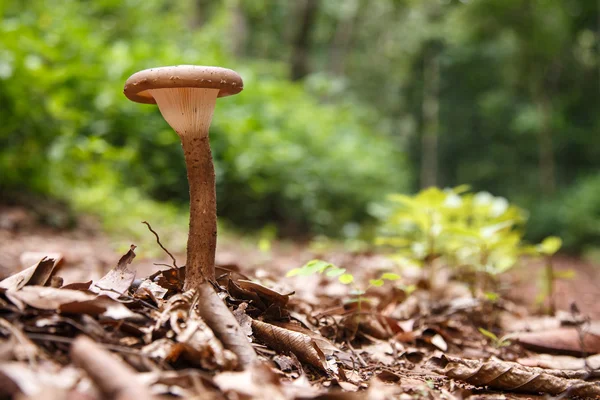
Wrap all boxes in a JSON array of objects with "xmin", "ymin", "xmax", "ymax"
[{"xmin": 0, "ymin": 242, "xmax": 599, "ymax": 399}]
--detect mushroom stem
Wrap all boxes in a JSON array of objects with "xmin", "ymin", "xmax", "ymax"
[
  {"xmin": 181, "ymin": 133, "xmax": 217, "ymax": 286},
  {"xmin": 150, "ymin": 87, "xmax": 219, "ymax": 287}
]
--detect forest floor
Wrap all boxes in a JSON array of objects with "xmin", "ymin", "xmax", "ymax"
[{"xmin": 1, "ymin": 204, "xmax": 600, "ymax": 399}]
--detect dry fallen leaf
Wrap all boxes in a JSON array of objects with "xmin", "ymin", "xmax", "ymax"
[
  {"xmin": 213, "ymin": 362, "xmax": 287, "ymax": 400},
  {"xmin": 514, "ymin": 327, "xmax": 600, "ymax": 355},
  {"xmin": 236, "ymin": 280, "xmax": 290, "ymax": 307},
  {"xmin": 252, "ymin": 319, "xmax": 328, "ymax": 372},
  {"xmin": 0, "ymin": 318, "xmax": 41, "ymax": 362},
  {"xmin": 90, "ymin": 245, "xmax": 137, "ymax": 299},
  {"xmin": 518, "ymin": 353, "xmax": 600, "ymax": 371},
  {"xmin": 430, "ymin": 354, "xmax": 600, "ymax": 398},
  {"xmin": 0, "ymin": 258, "xmax": 57, "ymax": 291},
  {"xmin": 5, "ymin": 286, "xmax": 143, "ymax": 320},
  {"xmin": 0, "ymin": 361, "xmax": 83, "ymax": 398},
  {"xmin": 19, "ymin": 252, "xmax": 63, "ymax": 271}
]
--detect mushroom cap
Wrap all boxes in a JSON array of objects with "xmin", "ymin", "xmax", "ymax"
[{"xmin": 123, "ymin": 65, "xmax": 243, "ymax": 104}]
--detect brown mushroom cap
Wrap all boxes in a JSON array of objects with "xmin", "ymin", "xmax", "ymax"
[{"xmin": 123, "ymin": 65, "xmax": 243, "ymax": 104}]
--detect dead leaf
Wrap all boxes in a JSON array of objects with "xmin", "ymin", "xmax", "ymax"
[
  {"xmin": 6, "ymin": 286, "xmax": 93, "ymax": 310},
  {"xmin": 430, "ymin": 333, "xmax": 448, "ymax": 352},
  {"xmin": 5, "ymin": 286, "xmax": 142, "ymax": 320},
  {"xmin": 430, "ymin": 355, "xmax": 600, "ymax": 398},
  {"xmin": 90, "ymin": 245, "xmax": 137, "ymax": 299},
  {"xmin": 252, "ymin": 319, "xmax": 328, "ymax": 371},
  {"xmin": 0, "ymin": 319, "xmax": 40, "ymax": 362},
  {"xmin": 518, "ymin": 353, "xmax": 600, "ymax": 371},
  {"xmin": 0, "ymin": 258, "xmax": 57, "ymax": 291},
  {"xmin": 134, "ymin": 279, "xmax": 167, "ymax": 300},
  {"xmin": 61, "ymin": 280, "xmax": 93, "ymax": 291},
  {"xmin": 0, "ymin": 361, "xmax": 82, "ymax": 397},
  {"xmin": 213, "ymin": 362, "xmax": 287, "ymax": 400},
  {"xmin": 71, "ymin": 335, "xmax": 157, "ymax": 400},
  {"xmin": 233, "ymin": 303, "xmax": 253, "ymax": 339},
  {"xmin": 514, "ymin": 327, "xmax": 600, "ymax": 355},
  {"xmin": 236, "ymin": 280, "xmax": 290, "ymax": 307},
  {"xmin": 19, "ymin": 252, "xmax": 63, "ymax": 271}
]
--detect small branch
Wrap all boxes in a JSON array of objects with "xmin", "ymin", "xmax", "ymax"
[
  {"xmin": 142, "ymin": 221, "xmax": 183, "ymax": 286},
  {"xmin": 141, "ymin": 221, "xmax": 178, "ymax": 269}
]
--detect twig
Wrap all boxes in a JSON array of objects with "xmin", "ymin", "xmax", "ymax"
[
  {"xmin": 142, "ymin": 220, "xmax": 183, "ymax": 287},
  {"xmin": 141, "ymin": 221, "xmax": 178, "ymax": 269}
]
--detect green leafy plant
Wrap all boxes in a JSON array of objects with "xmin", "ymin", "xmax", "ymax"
[
  {"xmin": 377, "ymin": 186, "xmax": 529, "ymax": 294},
  {"xmin": 286, "ymin": 260, "xmax": 400, "ymax": 309},
  {"xmin": 377, "ymin": 187, "xmax": 564, "ymax": 299}
]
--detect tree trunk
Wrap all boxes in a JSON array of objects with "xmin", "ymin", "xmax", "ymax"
[
  {"xmin": 229, "ymin": 0, "xmax": 248, "ymax": 57},
  {"xmin": 290, "ymin": 0, "xmax": 319, "ymax": 81},
  {"xmin": 537, "ymin": 96, "xmax": 556, "ymax": 195},
  {"xmin": 328, "ymin": 1, "xmax": 361, "ymax": 76},
  {"xmin": 420, "ymin": 49, "xmax": 440, "ymax": 189}
]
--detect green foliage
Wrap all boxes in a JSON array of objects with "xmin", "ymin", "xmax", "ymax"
[
  {"xmin": 537, "ymin": 236, "xmax": 562, "ymax": 256},
  {"xmin": 376, "ymin": 186, "xmax": 565, "ymax": 296},
  {"xmin": 528, "ymin": 175, "xmax": 600, "ymax": 254},
  {"xmin": 377, "ymin": 187, "xmax": 528, "ymax": 277},
  {"xmin": 0, "ymin": 0, "xmax": 407, "ymax": 236}
]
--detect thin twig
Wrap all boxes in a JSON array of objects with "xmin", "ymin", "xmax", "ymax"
[
  {"xmin": 142, "ymin": 221, "xmax": 184, "ymax": 287},
  {"xmin": 141, "ymin": 221, "xmax": 178, "ymax": 269}
]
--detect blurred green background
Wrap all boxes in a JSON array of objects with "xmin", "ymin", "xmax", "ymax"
[{"xmin": 0, "ymin": 0, "xmax": 598, "ymax": 252}]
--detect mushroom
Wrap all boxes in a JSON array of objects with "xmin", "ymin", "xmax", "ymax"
[
  {"xmin": 124, "ymin": 65, "xmax": 242, "ymax": 289},
  {"xmin": 124, "ymin": 66, "xmax": 256, "ymax": 367}
]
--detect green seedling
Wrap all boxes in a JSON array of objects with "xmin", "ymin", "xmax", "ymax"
[
  {"xmin": 523, "ymin": 236, "xmax": 572, "ymax": 315},
  {"xmin": 287, "ymin": 260, "xmax": 400, "ymax": 310},
  {"xmin": 376, "ymin": 186, "xmax": 556, "ymax": 297},
  {"xmin": 478, "ymin": 327, "xmax": 512, "ymax": 348}
]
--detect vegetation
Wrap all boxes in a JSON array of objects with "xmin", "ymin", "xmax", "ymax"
[{"xmin": 1, "ymin": 0, "xmax": 598, "ymax": 252}]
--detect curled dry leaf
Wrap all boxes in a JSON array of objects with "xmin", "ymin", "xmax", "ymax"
[
  {"xmin": 90, "ymin": 245, "xmax": 137, "ymax": 299},
  {"xmin": 430, "ymin": 354, "xmax": 600, "ymax": 398},
  {"xmin": 0, "ymin": 258, "xmax": 57, "ymax": 291},
  {"xmin": 252, "ymin": 319, "xmax": 328, "ymax": 372}
]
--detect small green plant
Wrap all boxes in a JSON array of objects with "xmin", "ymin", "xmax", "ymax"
[
  {"xmin": 377, "ymin": 186, "xmax": 563, "ymax": 298},
  {"xmin": 286, "ymin": 259, "xmax": 400, "ymax": 309},
  {"xmin": 377, "ymin": 187, "xmax": 527, "ymax": 294},
  {"xmin": 523, "ymin": 236, "xmax": 573, "ymax": 315},
  {"xmin": 478, "ymin": 327, "xmax": 512, "ymax": 348}
]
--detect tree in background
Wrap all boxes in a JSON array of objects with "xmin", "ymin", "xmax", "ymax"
[{"xmin": 1, "ymin": 0, "xmax": 599, "ymax": 250}]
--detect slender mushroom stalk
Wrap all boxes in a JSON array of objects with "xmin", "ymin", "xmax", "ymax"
[{"xmin": 124, "ymin": 66, "xmax": 256, "ymax": 367}]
